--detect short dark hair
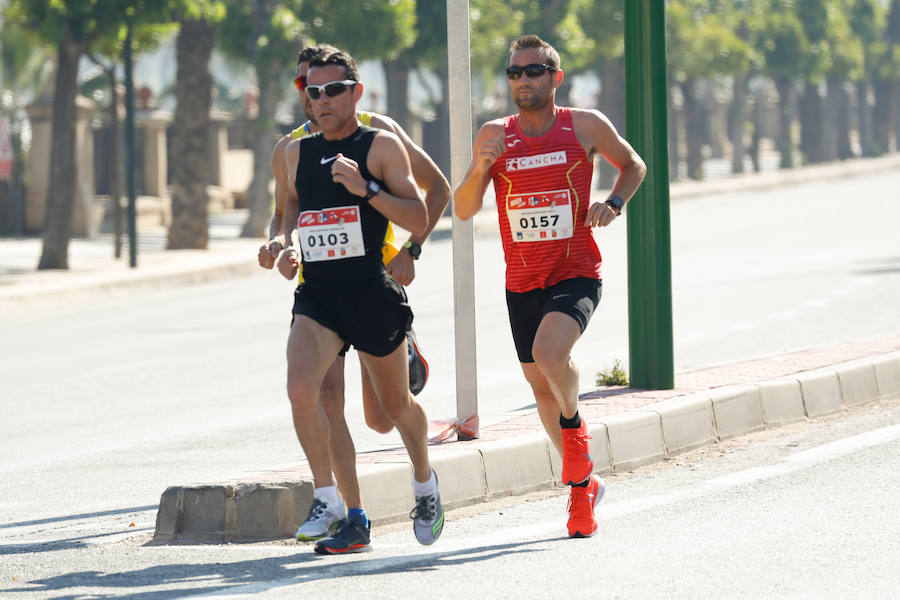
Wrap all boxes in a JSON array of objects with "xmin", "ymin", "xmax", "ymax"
[
  {"xmin": 308, "ymin": 47, "xmax": 360, "ymax": 81},
  {"xmin": 508, "ymin": 34, "xmax": 560, "ymax": 71},
  {"xmin": 296, "ymin": 43, "xmax": 340, "ymax": 66}
]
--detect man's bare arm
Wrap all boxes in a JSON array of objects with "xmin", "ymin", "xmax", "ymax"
[
  {"xmin": 371, "ymin": 114, "xmax": 450, "ymax": 243},
  {"xmin": 453, "ymin": 121, "xmax": 505, "ymax": 221},
  {"xmin": 258, "ymin": 134, "xmax": 291, "ymax": 269},
  {"xmin": 573, "ymin": 109, "xmax": 646, "ymax": 227},
  {"xmin": 357, "ymin": 132, "xmax": 427, "ymax": 235},
  {"xmin": 276, "ymin": 139, "xmax": 302, "ymax": 280}
]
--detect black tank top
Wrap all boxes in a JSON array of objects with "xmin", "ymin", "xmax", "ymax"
[{"xmin": 295, "ymin": 126, "xmax": 387, "ymax": 284}]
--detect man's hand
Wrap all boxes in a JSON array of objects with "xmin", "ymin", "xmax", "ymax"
[
  {"xmin": 277, "ymin": 247, "xmax": 300, "ymax": 280},
  {"xmin": 257, "ymin": 239, "xmax": 283, "ymax": 269},
  {"xmin": 386, "ymin": 249, "xmax": 415, "ymax": 286},
  {"xmin": 474, "ymin": 133, "xmax": 505, "ymax": 175},
  {"xmin": 585, "ymin": 201, "xmax": 618, "ymax": 228},
  {"xmin": 330, "ymin": 153, "xmax": 367, "ymax": 196}
]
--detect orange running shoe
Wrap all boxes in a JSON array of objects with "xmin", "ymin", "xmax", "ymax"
[
  {"xmin": 561, "ymin": 419, "xmax": 593, "ymax": 485},
  {"xmin": 566, "ymin": 474, "xmax": 605, "ymax": 538}
]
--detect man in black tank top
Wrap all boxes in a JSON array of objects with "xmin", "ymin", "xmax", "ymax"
[{"xmin": 276, "ymin": 48, "xmax": 444, "ymax": 553}]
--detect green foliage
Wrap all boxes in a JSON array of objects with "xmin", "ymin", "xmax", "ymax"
[
  {"xmin": 0, "ymin": 16, "xmax": 52, "ymax": 109},
  {"xmin": 575, "ymin": 0, "xmax": 625, "ymax": 64},
  {"xmin": 825, "ymin": 1, "xmax": 865, "ymax": 81},
  {"xmin": 299, "ymin": 0, "xmax": 416, "ymax": 62},
  {"xmin": 759, "ymin": 2, "xmax": 809, "ymax": 79},
  {"xmin": 595, "ymin": 359, "xmax": 629, "ymax": 387},
  {"xmin": 4, "ymin": 0, "xmax": 222, "ymax": 50},
  {"xmin": 218, "ymin": 0, "xmax": 303, "ymax": 69},
  {"xmin": 668, "ymin": 0, "xmax": 755, "ymax": 81},
  {"xmin": 469, "ymin": 0, "xmax": 528, "ymax": 76}
]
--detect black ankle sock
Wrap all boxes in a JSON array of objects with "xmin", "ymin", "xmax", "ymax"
[
  {"xmin": 559, "ymin": 411, "xmax": 581, "ymax": 429},
  {"xmin": 571, "ymin": 478, "xmax": 589, "ymax": 487}
]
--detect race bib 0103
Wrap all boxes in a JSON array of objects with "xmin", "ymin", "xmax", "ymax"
[
  {"xmin": 298, "ymin": 206, "xmax": 365, "ymax": 262},
  {"xmin": 507, "ymin": 189, "xmax": 574, "ymax": 242}
]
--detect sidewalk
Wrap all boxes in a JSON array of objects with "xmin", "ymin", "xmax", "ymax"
[
  {"xmin": 153, "ymin": 334, "xmax": 900, "ymax": 542},
  {"xmin": 4, "ymin": 152, "xmax": 900, "ymax": 311},
  {"xmin": 3, "ymin": 154, "xmax": 899, "ymax": 543}
]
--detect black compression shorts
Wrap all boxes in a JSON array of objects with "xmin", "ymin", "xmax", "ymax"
[{"xmin": 505, "ymin": 277, "xmax": 602, "ymax": 363}]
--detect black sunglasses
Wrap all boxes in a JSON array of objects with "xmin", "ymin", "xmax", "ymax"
[
  {"xmin": 305, "ymin": 80, "xmax": 357, "ymax": 100},
  {"xmin": 505, "ymin": 63, "xmax": 556, "ymax": 80}
]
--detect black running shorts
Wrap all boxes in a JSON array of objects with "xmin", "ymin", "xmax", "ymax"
[
  {"xmin": 505, "ymin": 277, "xmax": 602, "ymax": 363},
  {"xmin": 292, "ymin": 274, "xmax": 413, "ymax": 357}
]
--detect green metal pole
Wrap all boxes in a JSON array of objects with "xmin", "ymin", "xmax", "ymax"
[
  {"xmin": 124, "ymin": 22, "xmax": 138, "ymax": 268},
  {"xmin": 625, "ymin": 1, "xmax": 674, "ymax": 389}
]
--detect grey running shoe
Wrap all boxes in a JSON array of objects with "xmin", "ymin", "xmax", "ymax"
[
  {"xmin": 314, "ymin": 513, "xmax": 372, "ymax": 555},
  {"xmin": 295, "ymin": 497, "xmax": 346, "ymax": 541},
  {"xmin": 407, "ymin": 328, "xmax": 429, "ymax": 396},
  {"xmin": 409, "ymin": 471, "xmax": 444, "ymax": 545}
]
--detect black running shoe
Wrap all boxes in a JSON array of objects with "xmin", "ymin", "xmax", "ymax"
[
  {"xmin": 407, "ymin": 328, "xmax": 429, "ymax": 396},
  {"xmin": 314, "ymin": 513, "xmax": 372, "ymax": 555}
]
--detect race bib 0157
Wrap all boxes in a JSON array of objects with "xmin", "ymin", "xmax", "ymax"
[{"xmin": 507, "ymin": 189, "xmax": 574, "ymax": 242}]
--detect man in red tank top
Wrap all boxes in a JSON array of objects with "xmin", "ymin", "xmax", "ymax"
[{"xmin": 454, "ymin": 34, "xmax": 646, "ymax": 538}]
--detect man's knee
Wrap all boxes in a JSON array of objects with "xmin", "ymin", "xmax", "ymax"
[
  {"xmin": 286, "ymin": 374, "xmax": 320, "ymax": 412},
  {"xmin": 365, "ymin": 412, "xmax": 394, "ymax": 434},
  {"xmin": 531, "ymin": 342, "xmax": 568, "ymax": 375},
  {"xmin": 380, "ymin": 394, "xmax": 413, "ymax": 423}
]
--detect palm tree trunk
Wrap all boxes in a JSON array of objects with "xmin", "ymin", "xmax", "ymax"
[
  {"xmin": 799, "ymin": 81, "xmax": 824, "ymax": 163},
  {"xmin": 383, "ymin": 57, "xmax": 411, "ymax": 133},
  {"xmin": 668, "ymin": 76, "xmax": 681, "ymax": 181},
  {"xmin": 856, "ymin": 81, "xmax": 875, "ymax": 157},
  {"xmin": 731, "ymin": 73, "xmax": 749, "ymax": 174},
  {"xmin": 833, "ymin": 80, "xmax": 853, "ymax": 160},
  {"xmin": 775, "ymin": 77, "xmax": 794, "ymax": 169},
  {"xmin": 168, "ymin": 19, "xmax": 214, "ymax": 250},
  {"xmin": 820, "ymin": 80, "xmax": 838, "ymax": 162},
  {"xmin": 681, "ymin": 80, "xmax": 703, "ymax": 180},
  {"xmin": 241, "ymin": 60, "xmax": 282, "ymax": 238},
  {"xmin": 38, "ymin": 32, "xmax": 84, "ymax": 270},
  {"xmin": 873, "ymin": 81, "xmax": 894, "ymax": 156}
]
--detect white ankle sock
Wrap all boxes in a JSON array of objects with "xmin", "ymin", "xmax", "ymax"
[
  {"xmin": 315, "ymin": 485, "xmax": 340, "ymax": 506},
  {"xmin": 413, "ymin": 469, "xmax": 437, "ymax": 496}
]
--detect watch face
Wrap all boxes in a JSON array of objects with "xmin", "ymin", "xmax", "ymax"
[
  {"xmin": 368, "ymin": 180, "xmax": 380, "ymax": 195},
  {"xmin": 404, "ymin": 241, "xmax": 421, "ymax": 258}
]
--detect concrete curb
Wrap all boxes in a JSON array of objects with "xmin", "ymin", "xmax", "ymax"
[{"xmin": 153, "ymin": 350, "xmax": 900, "ymax": 543}]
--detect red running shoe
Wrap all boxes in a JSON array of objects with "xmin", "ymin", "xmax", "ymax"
[
  {"xmin": 561, "ymin": 419, "xmax": 593, "ymax": 485},
  {"xmin": 566, "ymin": 474, "xmax": 605, "ymax": 538}
]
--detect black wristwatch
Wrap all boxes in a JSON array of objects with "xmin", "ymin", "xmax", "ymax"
[
  {"xmin": 363, "ymin": 179, "xmax": 381, "ymax": 202},
  {"xmin": 403, "ymin": 240, "xmax": 421, "ymax": 260},
  {"xmin": 605, "ymin": 195, "xmax": 625, "ymax": 215}
]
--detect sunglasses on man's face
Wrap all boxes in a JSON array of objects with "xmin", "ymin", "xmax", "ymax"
[
  {"xmin": 305, "ymin": 80, "xmax": 357, "ymax": 100},
  {"xmin": 294, "ymin": 74, "xmax": 307, "ymax": 91},
  {"xmin": 505, "ymin": 63, "xmax": 556, "ymax": 80}
]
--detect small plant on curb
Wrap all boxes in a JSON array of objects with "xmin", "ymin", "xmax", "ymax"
[{"xmin": 595, "ymin": 359, "xmax": 629, "ymax": 387}]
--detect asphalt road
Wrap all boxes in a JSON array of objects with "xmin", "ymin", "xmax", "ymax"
[
  {"xmin": 1, "ymin": 169, "xmax": 899, "ymax": 598},
  {"xmin": 3, "ymin": 395, "xmax": 898, "ymax": 599}
]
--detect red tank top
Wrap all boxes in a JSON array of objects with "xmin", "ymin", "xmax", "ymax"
[{"xmin": 490, "ymin": 107, "xmax": 601, "ymax": 292}]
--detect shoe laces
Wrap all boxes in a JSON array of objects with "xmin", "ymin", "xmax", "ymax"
[
  {"xmin": 305, "ymin": 497, "xmax": 327, "ymax": 521},
  {"xmin": 567, "ymin": 485, "xmax": 592, "ymax": 520},
  {"xmin": 563, "ymin": 427, "xmax": 591, "ymax": 454},
  {"xmin": 409, "ymin": 494, "xmax": 436, "ymax": 522}
]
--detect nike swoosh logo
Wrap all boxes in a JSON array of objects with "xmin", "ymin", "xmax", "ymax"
[
  {"xmin": 507, "ymin": 139, "xmax": 522, "ymax": 147},
  {"xmin": 320, "ymin": 155, "xmax": 338, "ymax": 165}
]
